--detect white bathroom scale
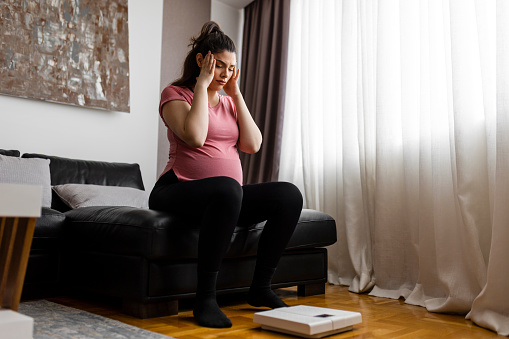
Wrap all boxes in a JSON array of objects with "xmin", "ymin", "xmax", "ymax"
[{"xmin": 253, "ymin": 305, "xmax": 362, "ymax": 338}]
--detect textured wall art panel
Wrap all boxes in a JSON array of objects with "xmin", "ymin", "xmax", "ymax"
[{"xmin": 0, "ymin": 0, "xmax": 130, "ymax": 112}]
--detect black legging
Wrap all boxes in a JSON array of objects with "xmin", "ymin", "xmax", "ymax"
[{"xmin": 149, "ymin": 170, "xmax": 303, "ymax": 272}]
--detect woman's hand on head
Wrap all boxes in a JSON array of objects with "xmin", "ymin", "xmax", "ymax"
[
  {"xmin": 196, "ymin": 51, "xmax": 216, "ymax": 89},
  {"xmin": 223, "ymin": 67, "xmax": 241, "ymax": 97}
]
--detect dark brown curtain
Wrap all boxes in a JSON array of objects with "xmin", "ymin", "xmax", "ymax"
[{"xmin": 239, "ymin": 0, "xmax": 291, "ymax": 184}]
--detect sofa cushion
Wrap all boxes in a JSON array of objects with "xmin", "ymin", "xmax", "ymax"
[
  {"xmin": 0, "ymin": 149, "xmax": 20, "ymax": 157},
  {"xmin": 35, "ymin": 207, "xmax": 66, "ymax": 238},
  {"xmin": 31, "ymin": 207, "xmax": 66, "ymax": 248},
  {"xmin": 53, "ymin": 184, "xmax": 149, "ymax": 209},
  {"xmin": 226, "ymin": 209, "xmax": 337, "ymax": 257},
  {"xmin": 23, "ymin": 207, "xmax": 65, "ymax": 300},
  {"xmin": 62, "ymin": 208, "xmax": 337, "ymax": 260},
  {"xmin": 0, "ymin": 154, "xmax": 52, "ymax": 207}
]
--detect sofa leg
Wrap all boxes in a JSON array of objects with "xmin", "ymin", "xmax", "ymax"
[
  {"xmin": 297, "ymin": 282, "xmax": 325, "ymax": 297},
  {"xmin": 122, "ymin": 299, "xmax": 179, "ymax": 319}
]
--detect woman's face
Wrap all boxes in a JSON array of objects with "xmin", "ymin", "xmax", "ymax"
[{"xmin": 206, "ymin": 50, "xmax": 237, "ymax": 91}]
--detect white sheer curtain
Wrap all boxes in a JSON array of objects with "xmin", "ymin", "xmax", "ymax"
[{"xmin": 279, "ymin": 0, "xmax": 509, "ymax": 335}]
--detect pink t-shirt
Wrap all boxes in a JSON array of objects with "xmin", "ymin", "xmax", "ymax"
[{"xmin": 159, "ymin": 86, "xmax": 243, "ymax": 185}]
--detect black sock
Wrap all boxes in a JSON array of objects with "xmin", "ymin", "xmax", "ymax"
[
  {"xmin": 193, "ymin": 271, "xmax": 232, "ymax": 328},
  {"xmin": 247, "ymin": 265, "xmax": 288, "ymax": 309}
]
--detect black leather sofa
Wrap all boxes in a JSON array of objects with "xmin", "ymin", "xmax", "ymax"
[{"xmin": 3, "ymin": 150, "xmax": 337, "ymax": 318}]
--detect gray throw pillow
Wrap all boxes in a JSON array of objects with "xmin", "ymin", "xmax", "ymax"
[
  {"xmin": 52, "ymin": 184, "xmax": 149, "ymax": 209},
  {"xmin": 0, "ymin": 154, "xmax": 51, "ymax": 207}
]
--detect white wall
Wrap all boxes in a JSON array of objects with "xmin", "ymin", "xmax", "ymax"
[
  {"xmin": 157, "ymin": 0, "xmax": 212, "ymax": 175},
  {"xmin": 0, "ymin": 0, "xmax": 164, "ymax": 191},
  {"xmin": 211, "ymin": 0, "xmax": 245, "ymax": 71}
]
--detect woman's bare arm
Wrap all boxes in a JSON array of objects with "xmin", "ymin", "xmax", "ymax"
[
  {"xmin": 162, "ymin": 52, "xmax": 216, "ymax": 148},
  {"xmin": 223, "ymin": 68, "xmax": 262, "ymax": 154}
]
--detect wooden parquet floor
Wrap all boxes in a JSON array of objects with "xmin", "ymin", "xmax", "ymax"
[{"xmin": 47, "ymin": 284, "xmax": 499, "ymax": 338}]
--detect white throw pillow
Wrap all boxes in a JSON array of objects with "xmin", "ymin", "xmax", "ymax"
[
  {"xmin": 0, "ymin": 154, "xmax": 52, "ymax": 207},
  {"xmin": 52, "ymin": 184, "xmax": 149, "ymax": 209}
]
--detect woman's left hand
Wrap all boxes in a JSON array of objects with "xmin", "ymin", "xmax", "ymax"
[{"xmin": 223, "ymin": 67, "xmax": 241, "ymax": 97}]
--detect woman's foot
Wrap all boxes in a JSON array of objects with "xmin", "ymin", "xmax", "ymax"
[
  {"xmin": 247, "ymin": 287, "xmax": 288, "ymax": 309},
  {"xmin": 193, "ymin": 297, "xmax": 232, "ymax": 328},
  {"xmin": 248, "ymin": 265, "xmax": 288, "ymax": 309},
  {"xmin": 194, "ymin": 270, "xmax": 232, "ymax": 328}
]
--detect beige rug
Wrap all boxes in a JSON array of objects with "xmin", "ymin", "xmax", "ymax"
[{"xmin": 18, "ymin": 300, "xmax": 173, "ymax": 339}]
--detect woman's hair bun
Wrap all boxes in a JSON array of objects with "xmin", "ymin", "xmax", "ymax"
[
  {"xmin": 190, "ymin": 21, "xmax": 223, "ymax": 49},
  {"xmin": 203, "ymin": 21, "xmax": 223, "ymax": 36}
]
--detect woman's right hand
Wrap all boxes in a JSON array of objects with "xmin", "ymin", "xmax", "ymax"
[{"xmin": 196, "ymin": 51, "xmax": 215, "ymax": 88}]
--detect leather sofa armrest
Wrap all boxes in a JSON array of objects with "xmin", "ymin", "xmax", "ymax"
[{"xmin": 286, "ymin": 209, "xmax": 337, "ymax": 249}]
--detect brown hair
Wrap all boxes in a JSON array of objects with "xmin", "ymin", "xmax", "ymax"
[{"xmin": 171, "ymin": 21, "xmax": 236, "ymax": 89}]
